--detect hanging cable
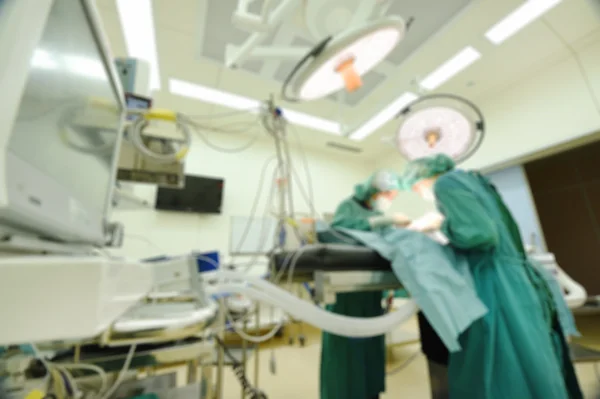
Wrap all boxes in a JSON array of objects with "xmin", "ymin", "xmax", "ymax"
[
  {"xmin": 289, "ymin": 125, "xmax": 316, "ymax": 219},
  {"xmin": 29, "ymin": 344, "xmax": 76, "ymax": 399},
  {"xmin": 128, "ymin": 110, "xmax": 192, "ymax": 164},
  {"xmin": 386, "ymin": 349, "xmax": 422, "ymax": 375},
  {"xmin": 99, "ymin": 344, "xmax": 136, "ymax": 399},
  {"xmin": 197, "ymin": 254, "xmax": 285, "ymax": 344},
  {"xmin": 184, "ymin": 107, "xmax": 260, "ymax": 120},
  {"xmin": 189, "ymin": 121, "xmax": 262, "ymax": 153},
  {"xmin": 234, "ymin": 156, "xmax": 277, "ymax": 255}
]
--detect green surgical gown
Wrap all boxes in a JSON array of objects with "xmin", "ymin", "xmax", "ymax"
[
  {"xmin": 434, "ymin": 170, "xmax": 582, "ymax": 399},
  {"xmin": 320, "ymin": 197, "xmax": 386, "ymax": 399}
]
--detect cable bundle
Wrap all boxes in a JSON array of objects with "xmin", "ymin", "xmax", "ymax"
[{"xmin": 213, "ymin": 336, "xmax": 267, "ymax": 399}]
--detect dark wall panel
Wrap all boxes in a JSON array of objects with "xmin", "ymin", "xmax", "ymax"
[{"xmin": 525, "ymin": 140, "xmax": 600, "ymax": 296}]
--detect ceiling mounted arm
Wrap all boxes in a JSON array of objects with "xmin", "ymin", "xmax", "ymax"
[
  {"xmin": 232, "ymin": 0, "xmax": 277, "ymax": 32},
  {"xmin": 226, "ymin": 0, "xmax": 300, "ymax": 68}
]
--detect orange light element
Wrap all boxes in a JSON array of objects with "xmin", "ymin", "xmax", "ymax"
[
  {"xmin": 425, "ymin": 129, "xmax": 441, "ymax": 148},
  {"xmin": 335, "ymin": 57, "xmax": 363, "ymax": 93}
]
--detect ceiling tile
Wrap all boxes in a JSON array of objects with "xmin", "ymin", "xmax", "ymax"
[
  {"xmin": 386, "ymin": 0, "xmax": 473, "ymax": 66},
  {"xmin": 543, "ymin": 0, "xmax": 600, "ymax": 45}
]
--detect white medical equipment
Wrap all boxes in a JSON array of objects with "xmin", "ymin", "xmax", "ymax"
[
  {"xmin": 114, "ymin": 58, "xmax": 151, "ymax": 97},
  {"xmin": 114, "ymin": 59, "xmax": 189, "ymax": 189},
  {"xmin": 395, "ymin": 94, "xmax": 486, "ymax": 163},
  {"xmin": 532, "ymin": 252, "xmax": 587, "ymax": 309},
  {"xmin": 282, "ymin": 16, "xmax": 408, "ymax": 102},
  {"xmin": 116, "ymin": 107, "xmax": 190, "ymax": 189},
  {"xmin": 0, "ymin": 256, "xmax": 153, "ymax": 345},
  {"xmin": 0, "ymin": 0, "xmax": 125, "ymax": 247}
]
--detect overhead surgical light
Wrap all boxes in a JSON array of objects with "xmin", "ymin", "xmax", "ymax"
[
  {"xmin": 395, "ymin": 94, "xmax": 485, "ymax": 163},
  {"xmin": 282, "ymin": 16, "xmax": 408, "ymax": 102}
]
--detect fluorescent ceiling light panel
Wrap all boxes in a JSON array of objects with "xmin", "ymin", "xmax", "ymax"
[
  {"xmin": 169, "ymin": 79, "xmax": 342, "ymax": 135},
  {"xmin": 116, "ymin": 0, "xmax": 161, "ymax": 90},
  {"xmin": 420, "ymin": 47, "xmax": 481, "ymax": 90},
  {"xmin": 349, "ymin": 92, "xmax": 418, "ymax": 141},
  {"xmin": 485, "ymin": 0, "xmax": 562, "ymax": 45},
  {"xmin": 280, "ymin": 109, "xmax": 341, "ymax": 135},
  {"xmin": 170, "ymin": 79, "xmax": 261, "ymax": 110}
]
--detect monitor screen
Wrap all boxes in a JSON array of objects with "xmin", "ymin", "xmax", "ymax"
[
  {"xmin": 125, "ymin": 93, "xmax": 152, "ymax": 121},
  {"xmin": 155, "ymin": 175, "xmax": 224, "ymax": 214}
]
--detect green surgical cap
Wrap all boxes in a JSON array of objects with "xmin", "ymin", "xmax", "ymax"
[
  {"xmin": 401, "ymin": 154, "xmax": 456, "ymax": 190},
  {"xmin": 354, "ymin": 170, "xmax": 401, "ymax": 201}
]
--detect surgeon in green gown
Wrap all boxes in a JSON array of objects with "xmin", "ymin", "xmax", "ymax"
[
  {"xmin": 402, "ymin": 154, "xmax": 582, "ymax": 399},
  {"xmin": 320, "ymin": 170, "xmax": 410, "ymax": 399}
]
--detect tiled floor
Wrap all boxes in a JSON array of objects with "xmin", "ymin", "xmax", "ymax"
[{"xmin": 219, "ymin": 319, "xmax": 600, "ymax": 399}]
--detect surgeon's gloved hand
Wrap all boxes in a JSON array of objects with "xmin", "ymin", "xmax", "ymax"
[
  {"xmin": 407, "ymin": 212, "xmax": 444, "ymax": 232},
  {"xmin": 392, "ymin": 213, "xmax": 411, "ymax": 227},
  {"xmin": 369, "ymin": 213, "xmax": 410, "ymax": 228}
]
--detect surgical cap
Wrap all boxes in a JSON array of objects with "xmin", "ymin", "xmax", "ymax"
[
  {"xmin": 354, "ymin": 170, "xmax": 400, "ymax": 201},
  {"xmin": 401, "ymin": 154, "xmax": 456, "ymax": 189}
]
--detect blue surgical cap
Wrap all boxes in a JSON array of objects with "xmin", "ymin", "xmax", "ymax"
[
  {"xmin": 401, "ymin": 154, "xmax": 456, "ymax": 189},
  {"xmin": 354, "ymin": 170, "xmax": 400, "ymax": 201}
]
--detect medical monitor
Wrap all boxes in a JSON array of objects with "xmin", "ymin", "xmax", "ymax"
[
  {"xmin": 125, "ymin": 93, "xmax": 152, "ymax": 122},
  {"xmin": 155, "ymin": 175, "xmax": 224, "ymax": 214},
  {"xmin": 0, "ymin": 0, "xmax": 125, "ymax": 245}
]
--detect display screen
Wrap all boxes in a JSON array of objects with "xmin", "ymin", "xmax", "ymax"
[
  {"xmin": 155, "ymin": 175, "xmax": 224, "ymax": 214},
  {"xmin": 125, "ymin": 93, "xmax": 151, "ymax": 121}
]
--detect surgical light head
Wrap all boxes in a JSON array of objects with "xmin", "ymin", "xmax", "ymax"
[
  {"xmin": 282, "ymin": 16, "xmax": 407, "ymax": 102},
  {"xmin": 395, "ymin": 94, "xmax": 485, "ymax": 164}
]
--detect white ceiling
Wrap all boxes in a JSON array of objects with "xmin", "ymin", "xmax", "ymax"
[
  {"xmin": 197, "ymin": 0, "xmax": 472, "ymax": 106},
  {"xmin": 95, "ymin": 0, "xmax": 600, "ymax": 160}
]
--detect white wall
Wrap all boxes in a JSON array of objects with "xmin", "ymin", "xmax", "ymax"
[
  {"xmin": 463, "ymin": 38, "xmax": 600, "ymax": 170},
  {"xmin": 109, "ymin": 132, "xmax": 372, "ymax": 259},
  {"xmin": 485, "ymin": 166, "xmax": 546, "ymax": 250},
  {"xmin": 373, "ymin": 37, "xmax": 600, "ymax": 173}
]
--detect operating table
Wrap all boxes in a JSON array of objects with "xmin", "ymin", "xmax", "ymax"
[
  {"xmin": 271, "ymin": 243, "xmax": 401, "ymax": 305},
  {"xmin": 270, "ymin": 241, "xmax": 587, "ymax": 309}
]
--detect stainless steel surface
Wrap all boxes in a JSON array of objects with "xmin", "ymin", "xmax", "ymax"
[
  {"xmin": 242, "ymin": 318, "xmax": 248, "ymax": 399},
  {"xmin": 189, "ymin": 255, "xmax": 210, "ymax": 307},
  {"xmin": 315, "ymin": 270, "xmax": 402, "ymax": 304},
  {"xmin": 55, "ymin": 340, "xmax": 212, "ymax": 367},
  {"xmin": 254, "ymin": 306, "xmax": 260, "ymax": 389},
  {"xmin": 216, "ymin": 298, "xmax": 226, "ymax": 399},
  {"xmin": 570, "ymin": 342, "xmax": 600, "ymax": 363}
]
